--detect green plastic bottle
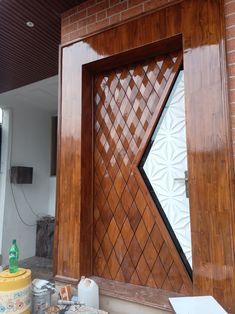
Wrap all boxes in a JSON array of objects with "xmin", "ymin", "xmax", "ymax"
[{"xmin": 9, "ymin": 239, "xmax": 19, "ymax": 273}]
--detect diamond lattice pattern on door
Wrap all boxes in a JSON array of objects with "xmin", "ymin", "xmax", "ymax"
[{"xmin": 93, "ymin": 52, "xmax": 187, "ymax": 293}]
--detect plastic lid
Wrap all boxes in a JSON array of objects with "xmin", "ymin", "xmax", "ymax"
[
  {"xmin": 0, "ymin": 268, "xmax": 26, "ymax": 278},
  {"xmin": 84, "ymin": 279, "xmax": 92, "ymax": 287}
]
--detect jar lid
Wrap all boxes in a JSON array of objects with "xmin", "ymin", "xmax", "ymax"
[
  {"xmin": 0, "ymin": 268, "xmax": 31, "ymax": 291},
  {"xmin": 0, "ymin": 268, "xmax": 26, "ymax": 278}
]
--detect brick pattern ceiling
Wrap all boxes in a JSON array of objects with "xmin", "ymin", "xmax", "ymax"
[{"xmin": 0, "ymin": 0, "xmax": 83, "ymax": 94}]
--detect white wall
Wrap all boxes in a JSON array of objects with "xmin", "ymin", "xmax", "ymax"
[{"xmin": 1, "ymin": 103, "xmax": 55, "ymax": 264}]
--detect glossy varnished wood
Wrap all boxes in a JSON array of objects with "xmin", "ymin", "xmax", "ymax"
[
  {"xmin": 93, "ymin": 52, "xmax": 191, "ymax": 292},
  {"xmin": 183, "ymin": 0, "xmax": 235, "ymax": 311},
  {"xmin": 55, "ymin": 0, "xmax": 235, "ymax": 311},
  {"xmin": 92, "ymin": 276, "xmax": 181, "ymax": 311}
]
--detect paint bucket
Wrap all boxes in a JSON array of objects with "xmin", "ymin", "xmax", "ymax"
[
  {"xmin": 32, "ymin": 289, "xmax": 52, "ymax": 314},
  {"xmin": 0, "ymin": 268, "xmax": 31, "ymax": 313}
]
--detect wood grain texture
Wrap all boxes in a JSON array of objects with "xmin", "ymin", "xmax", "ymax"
[
  {"xmin": 92, "ymin": 276, "xmax": 181, "ymax": 311},
  {"xmin": 182, "ymin": 0, "xmax": 235, "ymax": 311},
  {"xmin": 93, "ymin": 52, "xmax": 191, "ymax": 292},
  {"xmin": 55, "ymin": 0, "xmax": 235, "ymax": 311}
]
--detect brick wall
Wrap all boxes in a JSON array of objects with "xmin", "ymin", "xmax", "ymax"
[
  {"xmin": 61, "ymin": 0, "xmax": 235, "ymax": 162},
  {"xmin": 225, "ymin": 0, "xmax": 235, "ymax": 161},
  {"xmin": 61, "ymin": 0, "xmax": 179, "ymax": 44}
]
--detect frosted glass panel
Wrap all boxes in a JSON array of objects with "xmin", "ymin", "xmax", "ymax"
[{"xmin": 142, "ymin": 71, "xmax": 192, "ymax": 269}]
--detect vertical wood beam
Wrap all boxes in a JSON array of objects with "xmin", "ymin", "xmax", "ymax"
[{"xmin": 183, "ymin": 0, "xmax": 235, "ymax": 311}]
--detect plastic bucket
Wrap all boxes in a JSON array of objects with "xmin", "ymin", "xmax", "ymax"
[{"xmin": 0, "ymin": 268, "xmax": 31, "ymax": 313}]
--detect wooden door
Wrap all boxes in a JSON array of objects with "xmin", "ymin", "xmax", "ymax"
[
  {"xmin": 56, "ymin": 1, "xmax": 235, "ymax": 310},
  {"xmin": 93, "ymin": 51, "xmax": 192, "ymax": 293}
]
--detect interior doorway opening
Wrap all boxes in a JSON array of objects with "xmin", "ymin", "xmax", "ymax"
[{"xmin": 0, "ymin": 76, "xmax": 58, "ymax": 280}]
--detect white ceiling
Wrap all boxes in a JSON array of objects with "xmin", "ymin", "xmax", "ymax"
[{"xmin": 0, "ymin": 76, "xmax": 58, "ymax": 113}]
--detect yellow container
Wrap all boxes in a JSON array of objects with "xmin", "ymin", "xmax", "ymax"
[{"xmin": 0, "ymin": 268, "xmax": 31, "ymax": 313}]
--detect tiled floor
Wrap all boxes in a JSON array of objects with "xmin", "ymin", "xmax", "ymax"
[{"xmin": 19, "ymin": 256, "xmax": 54, "ymax": 281}]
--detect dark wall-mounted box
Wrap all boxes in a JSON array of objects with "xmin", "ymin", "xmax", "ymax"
[{"xmin": 10, "ymin": 166, "xmax": 33, "ymax": 184}]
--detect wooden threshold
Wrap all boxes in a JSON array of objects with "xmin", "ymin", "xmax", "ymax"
[
  {"xmin": 91, "ymin": 276, "xmax": 183, "ymax": 312},
  {"xmin": 55, "ymin": 275, "xmax": 79, "ymax": 285}
]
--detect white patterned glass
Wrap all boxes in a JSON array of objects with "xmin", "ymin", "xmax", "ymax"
[{"xmin": 143, "ymin": 71, "xmax": 192, "ymax": 267}]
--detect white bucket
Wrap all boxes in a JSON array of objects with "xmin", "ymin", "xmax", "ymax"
[{"xmin": 78, "ymin": 277, "xmax": 99, "ymax": 309}]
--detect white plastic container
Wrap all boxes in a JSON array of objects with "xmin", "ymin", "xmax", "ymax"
[{"xmin": 78, "ymin": 277, "xmax": 99, "ymax": 309}]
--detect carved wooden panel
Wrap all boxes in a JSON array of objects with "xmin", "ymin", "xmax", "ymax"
[{"xmin": 93, "ymin": 52, "xmax": 188, "ymax": 293}]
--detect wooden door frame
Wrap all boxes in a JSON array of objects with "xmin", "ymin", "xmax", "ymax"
[
  {"xmin": 54, "ymin": 0, "xmax": 235, "ymax": 311},
  {"xmin": 89, "ymin": 43, "xmax": 193, "ymax": 291}
]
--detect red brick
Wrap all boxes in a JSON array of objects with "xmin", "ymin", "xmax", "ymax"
[
  {"xmin": 128, "ymin": 0, "xmax": 144, "ymax": 8},
  {"xmin": 110, "ymin": 0, "xmax": 123, "ymax": 6},
  {"xmin": 231, "ymin": 112, "xmax": 235, "ymax": 121},
  {"xmin": 231, "ymin": 118, "xmax": 235, "ymax": 129},
  {"xmin": 110, "ymin": 13, "xmax": 121, "ymax": 25},
  {"xmin": 61, "ymin": 17, "xmax": 70, "ymax": 28},
  {"xmin": 227, "ymin": 51, "xmax": 235, "ymax": 64},
  {"xmin": 225, "ymin": 13, "xmax": 235, "ymax": 27},
  {"xmin": 78, "ymin": 14, "xmax": 96, "ymax": 28},
  {"xmin": 62, "ymin": 22, "xmax": 78, "ymax": 36},
  {"xmin": 121, "ymin": 4, "xmax": 143, "ymax": 20},
  {"xmin": 144, "ymin": 0, "xmax": 169, "ymax": 12},
  {"xmin": 225, "ymin": 2, "xmax": 235, "ymax": 15},
  {"xmin": 230, "ymin": 103, "xmax": 235, "ymax": 115},
  {"xmin": 61, "ymin": 27, "xmax": 67, "ymax": 37},
  {"xmin": 87, "ymin": 18, "xmax": 110, "ymax": 34},
  {"xmin": 228, "ymin": 76, "xmax": 235, "ymax": 89},
  {"xmin": 228, "ymin": 64, "xmax": 235, "ymax": 76},
  {"xmin": 225, "ymin": 26, "xmax": 235, "ymax": 39},
  {"xmin": 225, "ymin": 0, "xmax": 235, "ymax": 159},
  {"xmin": 229, "ymin": 89, "xmax": 235, "ymax": 102},
  {"xmin": 231, "ymin": 103, "xmax": 235, "ymax": 111},
  {"xmin": 107, "ymin": 1, "xmax": 127, "ymax": 17},
  {"xmin": 61, "ymin": 34, "xmax": 70, "ymax": 44},
  {"xmin": 227, "ymin": 38, "xmax": 235, "ymax": 51},
  {"xmin": 97, "ymin": 10, "xmax": 107, "ymax": 21},
  {"xmin": 87, "ymin": 0, "xmax": 109, "ymax": 16},
  {"xmin": 69, "ymin": 28, "xmax": 88, "ymax": 41},
  {"xmin": 70, "ymin": 10, "xmax": 87, "ymax": 24}
]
